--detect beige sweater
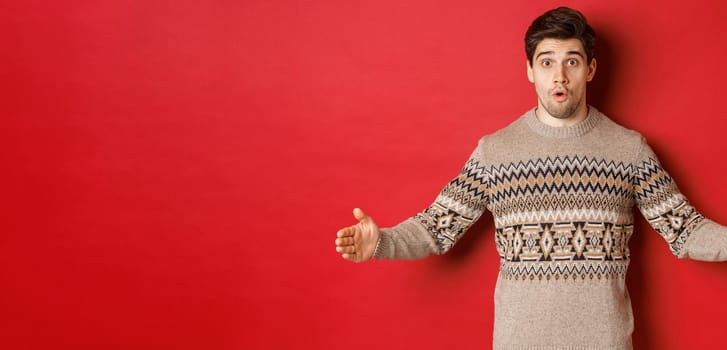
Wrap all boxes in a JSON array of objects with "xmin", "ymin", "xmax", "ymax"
[{"xmin": 374, "ymin": 107, "xmax": 727, "ymax": 350}]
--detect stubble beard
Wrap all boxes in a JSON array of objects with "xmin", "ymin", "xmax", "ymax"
[{"xmin": 540, "ymin": 93, "xmax": 581, "ymax": 120}]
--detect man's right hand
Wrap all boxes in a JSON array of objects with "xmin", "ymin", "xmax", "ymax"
[{"xmin": 335, "ymin": 208, "xmax": 380, "ymax": 263}]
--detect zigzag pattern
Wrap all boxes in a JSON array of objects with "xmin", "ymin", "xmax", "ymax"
[
  {"xmin": 634, "ymin": 157, "xmax": 680, "ymax": 212},
  {"xmin": 494, "ymin": 208, "xmax": 626, "ymax": 227},
  {"xmin": 440, "ymin": 158, "xmax": 489, "ymax": 208},
  {"xmin": 435, "ymin": 195, "xmax": 483, "ymax": 220},
  {"xmin": 501, "ymin": 260, "xmax": 629, "ymax": 281},
  {"xmin": 640, "ymin": 193, "xmax": 685, "ymax": 218},
  {"xmin": 488, "ymin": 156, "xmax": 633, "ymax": 202},
  {"xmin": 491, "ymin": 193, "xmax": 630, "ymax": 218},
  {"xmin": 633, "ymin": 157, "xmax": 674, "ymax": 195}
]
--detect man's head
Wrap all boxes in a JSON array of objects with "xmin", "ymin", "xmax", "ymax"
[{"xmin": 525, "ymin": 7, "xmax": 597, "ymax": 124}]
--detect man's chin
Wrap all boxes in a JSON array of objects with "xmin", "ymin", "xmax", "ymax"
[{"xmin": 544, "ymin": 104, "xmax": 579, "ymax": 120}]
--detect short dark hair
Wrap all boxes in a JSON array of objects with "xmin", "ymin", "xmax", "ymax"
[{"xmin": 525, "ymin": 7, "xmax": 596, "ymax": 65}]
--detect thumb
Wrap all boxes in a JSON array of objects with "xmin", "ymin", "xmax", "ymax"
[{"xmin": 353, "ymin": 207, "xmax": 368, "ymax": 222}]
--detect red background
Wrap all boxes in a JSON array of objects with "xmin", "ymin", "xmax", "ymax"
[{"xmin": 3, "ymin": 1, "xmax": 727, "ymax": 349}]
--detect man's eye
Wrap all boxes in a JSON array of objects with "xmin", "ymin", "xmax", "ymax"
[
  {"xmin": 542, "ymin": 60, "xmax": 551, "ymax": 67},
  {"xmin": 568, "ymin": 59, "xmax": 578, "ymax": 66}
]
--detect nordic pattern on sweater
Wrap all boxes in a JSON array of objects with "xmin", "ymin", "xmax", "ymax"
[{"xmin": 415, "ymin": 151, "xmax": 704, "ymax": 281}]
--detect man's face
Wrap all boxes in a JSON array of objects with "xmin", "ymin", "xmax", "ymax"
[{"xmin": 527, "ymin": 38, "xmax": 596, "ymax": 121}]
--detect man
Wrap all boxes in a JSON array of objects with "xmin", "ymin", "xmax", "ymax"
[{"xmin": 334, "ymin": 7, "xmax": 727, "ymax": 350}]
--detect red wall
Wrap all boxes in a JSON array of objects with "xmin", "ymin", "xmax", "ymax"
[{"xmin": 3, "ymin": 1, "xmax": 727, "ymax": 349}]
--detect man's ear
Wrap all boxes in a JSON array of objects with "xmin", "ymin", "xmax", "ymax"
[
  {"xmin": 586, "ymin": 58, "xmax": 597, "ymax": 82},
  {"xmin": 527, "ymin": 60, "xmax": 534, "ymax": 83}
]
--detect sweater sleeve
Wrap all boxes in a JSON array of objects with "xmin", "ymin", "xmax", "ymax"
[
  {"xmin": 633, "ymin": 139, "xmax": 727, "ymax": 261},
  {"xmin": 374, "ymin": 141, "xmax": 490, "ymax": 260}
]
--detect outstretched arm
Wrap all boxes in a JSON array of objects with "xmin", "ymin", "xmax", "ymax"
[
  {"xmin": 633, "ymin": 139, "xmax": 727, "ymax": 261},
  {"xmin": 336, "ymin": 140, "xmax": 490, "ymax": 261},
  {"xmin": 335, "ymin": 208, "xmax": 380, "ymax": 263}
]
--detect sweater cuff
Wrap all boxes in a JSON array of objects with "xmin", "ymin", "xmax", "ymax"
[
  {"xmin": 677, "ymin": 218, "xmax": 727, "ymax": 261},
  {"xmin": 373, "ymin": 229, "xmax": 393, "ymax": 260}
]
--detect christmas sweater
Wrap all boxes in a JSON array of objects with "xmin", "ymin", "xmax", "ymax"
[{"xmin": 374, "ymin": 106, "xmax": 727, "ymax": 350}]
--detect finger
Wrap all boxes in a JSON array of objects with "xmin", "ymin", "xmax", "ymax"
[
  {"xmin": 336, "ymin": 245, "xmax": 355, "ymax": 253},
  {"xmin": 336, "ymin": 237, "xmax": 354, "ymax": 246},
  {"xmin": 353, "ymin": 208, "xmax": 368, "ymax": 221},
  {"xmin": 342, "ymin": 253, "xmax": 357, "ymax": 262},
  {"xmin": 336, "ymin": 226, "xmax": 357, "ymax": 238}
]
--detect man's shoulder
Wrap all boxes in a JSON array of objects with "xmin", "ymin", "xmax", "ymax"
[
  {"xmin": 593, "ymin": 108, "xmax": 645, "ymax": 142},
  {"xmin": 475, "ymin": 109, "xmax": 532, "ymax": 144}
]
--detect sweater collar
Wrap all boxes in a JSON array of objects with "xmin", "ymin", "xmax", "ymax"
[{"xmin": 524, "ymin": 106, "xmax": 602, "ymax": 138}]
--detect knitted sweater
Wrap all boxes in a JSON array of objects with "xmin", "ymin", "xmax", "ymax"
[{"xmin": 374, "ymin": 107, "xmax": 727, "ymax": 350}]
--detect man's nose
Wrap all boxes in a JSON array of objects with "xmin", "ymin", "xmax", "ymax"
[{"xmin": 553, "ymin": 66, "xmax": 568, "ymax": 84}]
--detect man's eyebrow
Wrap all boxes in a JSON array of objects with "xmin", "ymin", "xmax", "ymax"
[
  {"xmin": 535, "ymin": 51, "xmax": 553, "ymax": 59},
  {"xmin": 566, "ymin": 51, "xmax": 585, "ymax": 58}
]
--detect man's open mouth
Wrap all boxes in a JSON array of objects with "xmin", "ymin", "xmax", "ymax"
[{"xmin": 552, "ymin": 89, "xmax": 568, "ymax": 100}]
